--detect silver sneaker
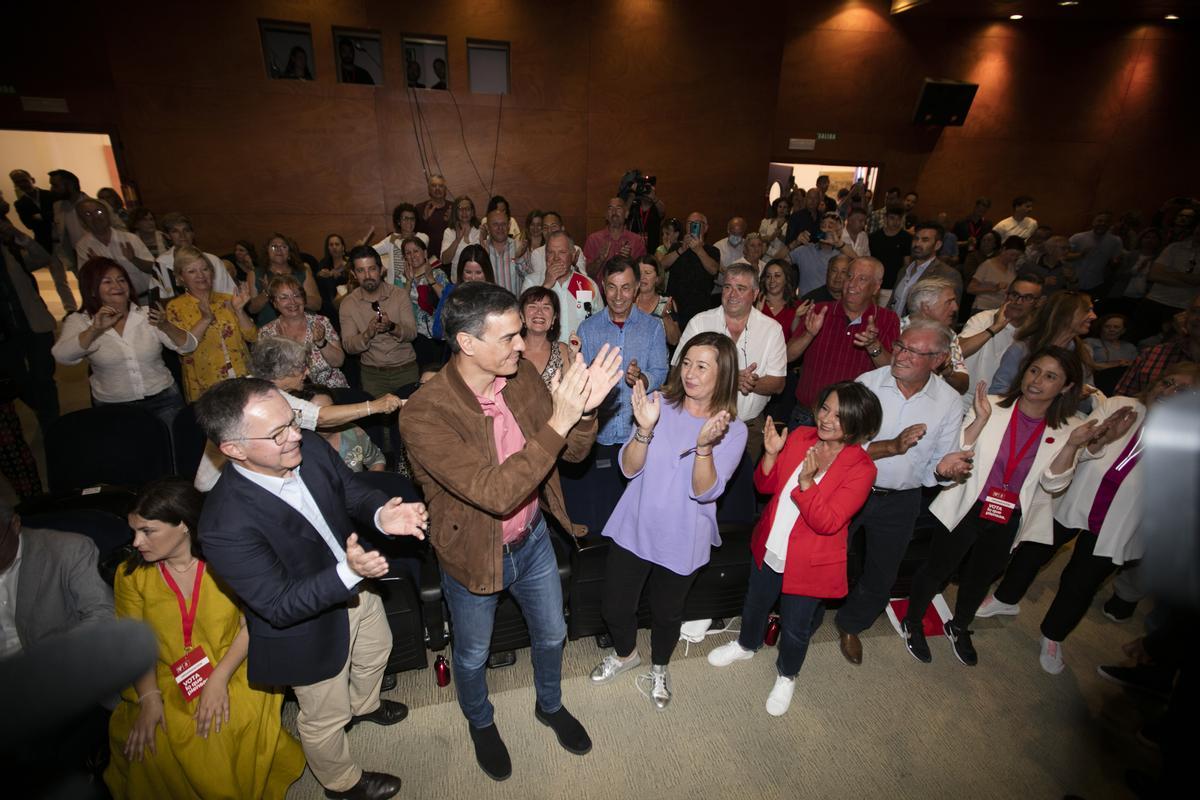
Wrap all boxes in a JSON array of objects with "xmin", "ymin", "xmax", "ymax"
[
  {"xmin": 637, "ymin": 664, "xmax": 672, "ymax": 710},
  {"xmin": 590, "ymin": 651, "xmax": 641, "ymax": 684}
]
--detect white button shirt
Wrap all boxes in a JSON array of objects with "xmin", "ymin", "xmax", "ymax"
[
  {"xmin": 857, "ymin": 365, "xmax": 964, "ymax": 490},
  {"xmin": 674, "ymin": 306, "xmax": 788, "ymax": 421},
  {"xmin": 52, "ymin": 306, "xmax": 198, "ymax": 402},
  {"xmin": 0, "ymin": 537, "xmax": 23, "ymax": 659},
  {"xmin": 74, "ymin": 229, "xmax": 155, "ymax": 296}
]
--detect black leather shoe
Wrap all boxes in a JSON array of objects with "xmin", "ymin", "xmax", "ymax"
[
  {"xmin": 381, "ymin": 673, "xmax": 397, "ymax": 692},
  {"xmin": 324, "ymin": 771, "xmax": 401, "ymax": 800},
  {"xmin": 534, "ymin": 704, "xmax": 592, "ymax": 755},
  {"xmin": 469, "ymin": 722, "xmax": 512, "ymax": 781},
  {"xmin": 345, "ymin": 699, "xmax": 409, "ymax": 731}
]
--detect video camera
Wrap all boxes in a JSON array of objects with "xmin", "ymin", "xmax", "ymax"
[{"xmin": 618, "ymin": 169, "xmax": 657, "ymax": 201}]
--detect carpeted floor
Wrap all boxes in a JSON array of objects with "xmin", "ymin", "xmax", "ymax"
[{"xmin": 282, "ymin": 554, "xmax": 1162, "ymax": 800}]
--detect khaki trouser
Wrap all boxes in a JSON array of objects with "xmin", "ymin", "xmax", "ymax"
[
  {"xmin": 359, "ymin": 361, "xmax": 420, "ymax": 399},
  {"xmin": 744, "ymin": 412, "xmax": 766, "ymax": 465},
  {"xmin": 290, "ymin": 588, "xmax": 392, "ymax": 792}
]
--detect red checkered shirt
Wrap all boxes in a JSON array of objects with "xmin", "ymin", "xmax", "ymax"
[
  {"xmin": 795, "ymin": 302, "xmax": 901, "ymax": 408},
  {"xmin": 1114, "ymin": 341, "xmax": 1197, "ymax": 396}
]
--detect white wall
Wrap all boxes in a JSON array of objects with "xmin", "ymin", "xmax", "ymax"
[{"xmin": 1, "ymin": 129, "xmax": 117, "ymax": 227}]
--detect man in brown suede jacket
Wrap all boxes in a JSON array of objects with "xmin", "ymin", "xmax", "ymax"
[{"xmin": 400, "ymin": 282, "xmax": 621, "ymax": 782}]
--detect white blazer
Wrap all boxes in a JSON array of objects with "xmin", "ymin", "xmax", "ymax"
[
  {"xmin": 930, "ymin": 397, "xmax": 1091, "ymax": 548},
  {"xmin": 1050, "ymin": 395, "xmax": 1145, "ymax": 564}
]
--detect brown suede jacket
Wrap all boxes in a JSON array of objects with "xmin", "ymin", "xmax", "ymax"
[{"xmin": 398, "ymin": 358, "xmax": 597, "ymax": 594}]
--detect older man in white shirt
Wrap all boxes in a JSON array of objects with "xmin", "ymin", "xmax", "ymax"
[
  {"xmin": 523, "ymin": 231, "xmax": 600, "ymax": 345},
  {"xmin": 832, "ymin": 319, "xmax": 973, "ymax": 666},
  {"xmin": 674, "ymin": 263, "xmax": 787, "ymax": 460},
  {"xmin": 74, "ymin": 199, "xmax": 155, "ymax": 299}
]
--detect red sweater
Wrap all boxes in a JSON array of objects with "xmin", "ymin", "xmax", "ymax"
[{"xmin": 750, "ymin": 428, "xmax": 877, "ymax": 598}]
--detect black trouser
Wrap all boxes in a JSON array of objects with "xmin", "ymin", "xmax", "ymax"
[
  {"xmin": 993, "ymin": 520, "xmax": 1119, "ymax": 642},
  {"xmin": 835, "ymin": 488, "xmax": 922, "ymax": 635},
  {"xmin": 601, "ymin": 540, "xmax": 700, "ymax": 666},
  {"xmin": 0, "ymin": 330, "xmax": 58, "ymax": 436},
  {"xmin": 906, "ymin": 501, "xmax": 1021, "ymax": 629}
]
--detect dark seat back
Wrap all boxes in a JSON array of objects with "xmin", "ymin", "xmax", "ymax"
[{"xmin": 45, "ymin": 406, "xmax": 172, "ymax": 494}]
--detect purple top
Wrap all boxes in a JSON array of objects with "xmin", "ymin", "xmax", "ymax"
[
  {"xmin": 978, "ymin": 408, "xmax": 1044, "ymax": 507},
  {"xmin": 1088, "ymin": 426, "xmax": 1143, "ymax": 533},
  {"xmin": 604, "ymin": 400, "xmax": 748, "ymax": 575}
]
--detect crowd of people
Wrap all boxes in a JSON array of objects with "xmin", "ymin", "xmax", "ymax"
[{"xmin": 1, "ymin": 165, "xmax": 1197, "ymax": 799}]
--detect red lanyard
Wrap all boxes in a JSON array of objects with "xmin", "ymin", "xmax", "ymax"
[
  {"xmin": 159, "ymin": 561, "xmax": 205, "ymax": 651},
  {"xmin": 1002, "ymin": 414, "xmax": 1046, "ymax": 489}
]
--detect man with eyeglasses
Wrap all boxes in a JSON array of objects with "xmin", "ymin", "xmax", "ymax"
[
  {"xmin": 959, "ymin": 273, "xmax": 1045, "ymax": 411},
  {"xmin": 73, "ymin": 197, "xmax": 156, "ymax": 300},
  {"xmin": 153, "ymin": 212, "xmax": 238, "ymax": 297},
  {"xmin": 674, "ymin": 263, "xmax": 787, "ymax": 459},
  {"xmin": 832, "ymin": 320, "xmax": 975, "ymax": 666},
  {"xmin": 789, "ymin": 212, "xmax": 858, "ymax": 298},
  {"xmin": 196, "ymin": 377, "xmax": 428, "ymax": 800}
]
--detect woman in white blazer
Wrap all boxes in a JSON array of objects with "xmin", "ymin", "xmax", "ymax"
[
  {"xmin": 977, "ymin": 362, "xmax": 1199, "ymax": 674},
  {"xmin": 902, "ymin": 346, "xmax": 1106, "ymax": 667}
]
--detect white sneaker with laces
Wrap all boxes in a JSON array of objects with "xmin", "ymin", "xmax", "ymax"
[
  {"xmin": 707, "ymin": 641, "xmax": 755, "ymax": 667},
  {"xmin": 590, "ymin": 651, "xmax": 641, "ymax": 684},
  {"xmin": 1039, "ymin": 637, "xmax": 1065, "ymax": 675},
  {"xmin": 975, "ymin": 594, "xmax": 1021, "ymax": 619},
  {"xmin": 765, "ymin": 676, "xmax": 796, "ymax": 716}
]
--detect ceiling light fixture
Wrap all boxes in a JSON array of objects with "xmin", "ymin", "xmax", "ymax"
[
  {"xmin": 1057, "ymin": 1, "xmax": 1078, "ymax": 7},
  {"xmin": 1010, "ymin": 14, "xmax": 1024, "ymax": 20},
  {"xmin": 1164, "ymin": 14, "xmax": 1179, "ymax": 20}
]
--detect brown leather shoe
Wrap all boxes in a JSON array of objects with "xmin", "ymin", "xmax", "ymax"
[{"xmin": 838, "ymin": 629, "xmax": 863, "ymax": 665}]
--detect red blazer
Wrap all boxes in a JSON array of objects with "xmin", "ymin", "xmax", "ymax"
[{"xmin": 750, "ymin": 428, "xmax": 877, "ymax": 598}]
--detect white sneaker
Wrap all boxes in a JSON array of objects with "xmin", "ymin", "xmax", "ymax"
[
  {"xmin": 590, "ymin": 651, "xmax": 641, "ymax": 684},
  {"xmin": 1039, "ymin": 637, "xmax": 1065, "ymax": 675},
  {"xmin": 765, "ymin": 676, "xmax": 796, "ymax": 716},
  {"xmin": 975, "ymin": 594, "xmax": 1021, "ymax": 619},
  {"xmin": 707, "ymin": 641, "xmax": 755, "ymax": 667}
]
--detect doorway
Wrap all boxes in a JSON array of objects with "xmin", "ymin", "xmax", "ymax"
[{"xmin": 765, "ymin": 162, "xmax": 879, "ymax": 209}]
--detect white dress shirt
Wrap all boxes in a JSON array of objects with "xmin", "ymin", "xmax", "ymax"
[
  {"xmin": 842, "ymin": 229, "xmax": 871, "ymax": 257},
  {"xmin": 52, "ymin": 307, "xmax": 198, "ymax": 402},
  {"xmin": 0, "ymin": 537, "xmax": 22, "ymax": 659},
  {"xmin": 75, "ymin": 229, "xmax": 155, "ymax": 296},
  {"xmin": 154, "ymin": 248, "xmax": 237, "ymax": 297},
  {"xmin": 231, "ymin": 463, "xmax": 364, "ymax": 590},
  {"xmin": 527, "ymin": 244, "xmax": 588, "ymax": 288},
  {"xmin": 856, "ymin": 365, "xmax": 963, "ymax": 489},
  {"xmin": 194, "ymin": 392, "xmax": 322, "ymax": 491},
  {"xmin": 674, "ymin": 306, "xmax": 788, "ymax": 421},
  {"xmin": 713, "ymin": 236, "xmax": 746, "ymax": 268}
]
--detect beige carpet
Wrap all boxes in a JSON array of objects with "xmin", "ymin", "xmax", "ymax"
[{"xmin": 283, "ymin": 555, "xmax": 1161, "ymax": 800}]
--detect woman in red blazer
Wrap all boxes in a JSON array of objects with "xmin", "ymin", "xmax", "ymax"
[{"xmin": 708, "ymin": 381, "xmax": 881, "ymax": 716}]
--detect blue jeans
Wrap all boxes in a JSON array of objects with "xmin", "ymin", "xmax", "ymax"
[
  {"xmin": 736, "ymin": 562, "xmax": 826, "ymax": 678},
  {"xmin": 440, "ymin": 518, "xmax": 566, "ymax": 728}
]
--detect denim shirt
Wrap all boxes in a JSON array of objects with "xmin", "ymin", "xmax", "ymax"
[{"xmin": 578, "ymin": 306, "xmax": 669, "ymax": 445}]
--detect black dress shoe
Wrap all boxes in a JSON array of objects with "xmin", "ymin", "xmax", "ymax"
[
  {"xmin": 324, "ymin": 771, "xmax": 402, "ymax": 800},
  {"xmin": 469, "ymin": 722, "xmax": 512, "ymax": 781},
  {"xmin": 534, "ymin": 704, "xmax": 592, "ymax": 755},
  {"xmin": 345, "ymin": 699, "xmax": 409, "ymax": 731},
  {"xmin": 381, "ymin": 673, "xmax": 397, "ymax": 692}
]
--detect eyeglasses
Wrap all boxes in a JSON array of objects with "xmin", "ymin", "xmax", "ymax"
[
  {"xmin": 892, "ymin": 340, "xmax": 943, "ymax": 359},
  {"xmin": 238, "ymin": 409, "xmax": 302, "ymax": 446},
  {"xmin": 1006, "ymin": 290, "xmax": 1039, "ymax": 302}
]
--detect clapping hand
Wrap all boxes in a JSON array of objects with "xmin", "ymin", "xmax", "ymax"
[
  {"xmin": 738, "ymin": 362, "xmax": 759, "ymax": 396},
  {"xmin": 345, "ymin": 533, "xmax": 389, "ymax": 578},
  {"xmin": 230, "ymin": 281, "xmax": 252, "ymax": 311},
  {"xmin": 548, "ymin": 353, "xmax": 592, "ymax": 434},
  {"xmin": 1067, "ymin": 419, "xmax": 1102, "ymax": 447},
  {"xmin": 853, "ymin": 316, "xmax": 879, "ymax": 350},
  {"xmin": 377, "ymin": 499, "xmax": 428, "ymax": 539},
  {"xmin": 972, "ymin": 381, "xmax": 992, "ymax": 425},
  {"xmin": 1092, "ymin": 406, "xmax": 1138, "ymax": 447},
  {"xmin": 936, "ymin": 449, "xmax": 975, "ymax": 482},
  {"xmin": 91, "ymin": 304, "xmax": 123, "ymax": 332},
  {"xmin": 631, "ymin": 380, "xmax": 661, "ymax": 431},
  {"xmin": 624, "ymin": 358, "xmax": 644, "ymax": 388},
  {"xmin": 119, "ymin": 241, "xmax": 137, "ymax": 262},
  {"xmin": 891, "ymin": 423, "xmax": 927, "ymax": 455},
  {"xmin": 582, "ymin": 343, "xmax": 623, "ymax": 412},
  {"xmin": 804, "ymin": 305, "xmax": 828, "ymax": 338},
  {"xmin": 697, "ymin": 410, "xmax": 732, "ymax": 450},
  {"xmin": 762, "ymin": 415, "xmax": 788, "ymax": 456},
  {"xmin": 311, "ymin": 319, "xmax": 327, "ymax": 344},
  {"xmin": 798, "ymin": 445, "xmax": 821, "ymax": 483}
]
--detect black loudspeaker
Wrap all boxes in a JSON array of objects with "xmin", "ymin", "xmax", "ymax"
[{"xmin": 912, "ymin": 78, "xmax": 978, "ymax": 126}]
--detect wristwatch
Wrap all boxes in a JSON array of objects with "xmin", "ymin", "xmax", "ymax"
[{"xmin": 867, "ymin": 344, "xmax": 883, "ymax": 358}]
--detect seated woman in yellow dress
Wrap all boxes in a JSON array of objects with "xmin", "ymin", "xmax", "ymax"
[
  {"xmin": 105, "ymin": 479, "xmax": 304, "ymax": 800},
  {"xmin": 165, "ymin": 245, "xmax": 258, "ymax": 402}
]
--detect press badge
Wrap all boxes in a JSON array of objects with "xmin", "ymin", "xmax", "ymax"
[{"xmin": 170, "ymin": 645, "xmax": 213, "ymax": 702}]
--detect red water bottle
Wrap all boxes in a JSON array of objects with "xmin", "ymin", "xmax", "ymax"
[
  {"xmin": 764, "ymin": 614, "xmax": 781, "ymax": 646},
  {"xmin": 434, "ymin": 654, "xmax": 451, "ymax": 687}
]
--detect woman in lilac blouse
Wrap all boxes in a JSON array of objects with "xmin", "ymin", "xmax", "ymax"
[{"xmin": 589, "ymin": 331, "xmax": 747, "ymax": 710}]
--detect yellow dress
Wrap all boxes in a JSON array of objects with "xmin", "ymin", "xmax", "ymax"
[
  {"xmin": 105, "ymin": 565, "xmax": 305, "ymax": 800},
  {"xmin": 166, "ymin": 293, "xmax": 258, "ymax": 402}
]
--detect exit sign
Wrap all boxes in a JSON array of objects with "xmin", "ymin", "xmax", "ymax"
[{"xmin": 816, "ymin": 132, "xmax": 837, "ymax": 141}]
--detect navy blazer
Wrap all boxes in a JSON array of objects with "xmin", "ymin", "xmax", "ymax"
[{"xmin": 199, "ymin": 431, "xmax": 390, "ymax": 686}]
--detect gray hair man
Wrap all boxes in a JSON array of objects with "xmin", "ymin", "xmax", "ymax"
[
  {"xmin": 892, "ymin": 275, "xmax": 969, "ymax": 394},
  {"xmin": 834, "ymin": 318, "xmax": 975, "ymax": 665}
]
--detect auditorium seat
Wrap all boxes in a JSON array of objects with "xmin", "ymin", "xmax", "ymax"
[
  {"xmin": 171, "ymin": 405, "xmax": 209, "ymax": 479},
  {"xmin": 45, "ymin": 407, "xmax": 173, "ymax": 495}
]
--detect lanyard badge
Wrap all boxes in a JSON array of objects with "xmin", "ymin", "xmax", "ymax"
[
  {"xmin": 159, "ymin": 562, "xmax": 213, "ymax": 702},
  {"xmin": 980, "ymin": 416, "xmax": 1045, "ymax": 524}
]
